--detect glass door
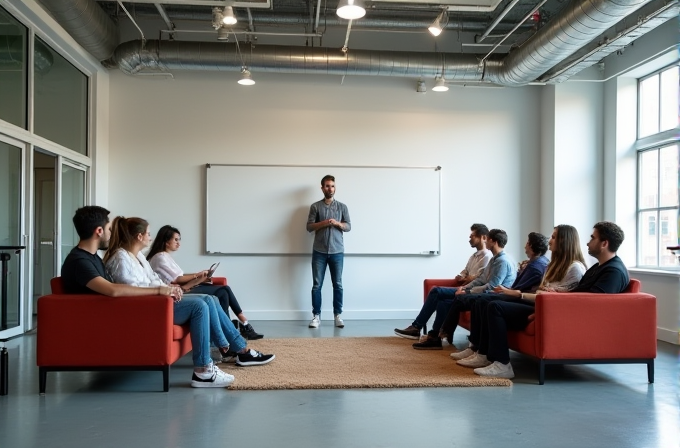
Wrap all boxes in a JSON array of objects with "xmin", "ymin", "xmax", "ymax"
[
  {"xmin": 58, "ymin": 161, "xmax": 86, "ymax": 267},
  {"xmin": 0, "ymin": 137, "xmax": 25, "ymax": 339}
]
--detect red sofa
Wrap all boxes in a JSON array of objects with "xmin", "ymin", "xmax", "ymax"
[
  {"xmin": 423, "ymin": 278, "xmax": 657, "ymax": 384},
  {"xmin": 37, "ymin": 277, "xmax": 227, "ymax": 394}
]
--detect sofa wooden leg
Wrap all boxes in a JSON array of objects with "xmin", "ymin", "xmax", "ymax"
[
  {"xmin": 647, "ymin": 360, "xmax": 654, "ymax": 384},
  {"xmin": 538, "ymin": 360, "xmax": 545, "ymax": 385},
  {"xmin": 163, "ymin": 366, "xmax": 169, "ymax": 392},
  {"xmin": 39, "ymin": 368, "xmax": 47, "ymax": 395}
]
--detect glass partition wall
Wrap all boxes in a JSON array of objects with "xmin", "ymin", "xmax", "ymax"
[{"xmin": 0, "ymin": 4, "xmax": 92, "ymax": 337}]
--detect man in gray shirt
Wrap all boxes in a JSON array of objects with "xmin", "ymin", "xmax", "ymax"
[{"xmin": 306, "ymin": 175, "xmax": 351, "ymax": 329}]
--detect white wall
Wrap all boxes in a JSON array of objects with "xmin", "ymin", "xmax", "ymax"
[
  {"xmin": 539, "ymin": 82, "xmax": 604, "ymax": 266},
  {"xmin": 107, "ymin": 71, "xmax": 542, "ymax": 319}
]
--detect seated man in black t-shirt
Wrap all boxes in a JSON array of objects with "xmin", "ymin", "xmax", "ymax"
[
  {"xmin": 61, "ymin": 206, "xmax": 235, "ymax": 388},
  {"xmin": 472, "ymin": 221, "xmax": 630, "ymax": 379}
]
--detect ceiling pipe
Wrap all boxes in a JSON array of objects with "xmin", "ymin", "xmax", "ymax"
[
  {"xmin": 38, "ymin": 0, "xmax": 119, "ymax": 61},
  {"xmin": 484, "ymin": 0, "xmax": 656, "ymax": 86},
  {"xmin": 104, "ymin": 39, "xmax": 490, "ymax": 79}
]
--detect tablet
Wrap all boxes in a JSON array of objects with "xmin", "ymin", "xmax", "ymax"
[{"xmin": 207, "ymin": 262, "xmax": 220, "ymax": 278}]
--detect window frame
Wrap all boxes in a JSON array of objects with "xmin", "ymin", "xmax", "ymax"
[
  {"xmin": 635, "ymin": 62, "xmax": 680, "ymax": 269},
  {"xmin": 637, "ymin": 63, "xmax": 679, "ymax": 140}
]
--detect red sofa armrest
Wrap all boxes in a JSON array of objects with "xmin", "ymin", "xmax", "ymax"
[
  {"xmin": 37, "ymin": 293, "xmax": 178, "ymax": 367},
  {"xmin": 533, "ymin": 291, "xmax": 657, "ymax": 360},
  {"xmin": 211, "ymin": 277, "xmax": 227, "ymax": 286},
  {"xmin": 423, "ymin": 279, "xmax": 463, "ymax": 302}
]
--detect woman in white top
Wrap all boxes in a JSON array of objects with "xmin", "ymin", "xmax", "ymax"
[
  {"xmin": 146, "ymin": 225, "xmax": 263, "ymax": 340},
  {"xmin": 454, "ymin": 224, "xmax": 587, "ymax": 379},
  {"xmin": 104, "ymin": 217, "xmax": 274, "ymax": 372}
]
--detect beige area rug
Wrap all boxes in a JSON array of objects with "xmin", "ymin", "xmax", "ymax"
[{"xmin": 224, "ymin": 337, "xmax": 512, "ymax": 390}]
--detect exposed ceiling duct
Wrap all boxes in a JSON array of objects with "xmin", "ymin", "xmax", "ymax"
[
  {"xmin": 41, "ymin": 0, "xmax": 674, "ymax": 86},
  {"xmin": 38, "ymin": 0, "xmax": 119, "ymax": 60},
  {"xmin": 483, "ymin": 0, "xmax": 655, "ymax": 85}
]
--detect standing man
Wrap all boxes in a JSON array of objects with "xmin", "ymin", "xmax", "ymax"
[{"xmin": 306, "ymin": 175, "xmax": 351, "ymax": 328}]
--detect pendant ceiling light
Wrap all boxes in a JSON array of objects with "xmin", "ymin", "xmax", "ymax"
[
  {"xmin": 432, "ymin": 77, "xmax": 449, "ymax": 92},
  {"xmin": 428, "ymin": 10, "xmax": 448, "ymax": 37},
  {"xmin": 238, "ymin": 68, "xmax": 255, "ymax": 85},
  {"xmin": 222, "ymin": 6, "xmax": 237, "ymax": 25},
  {"xmin": 336, "ymin": 0, "xmax": 366, "ymax": 20}
]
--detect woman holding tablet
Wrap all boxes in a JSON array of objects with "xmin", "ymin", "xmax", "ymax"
[
  {"xmin": 148, "ymin": 225, "xmax": 264, "ymax": 340},
  {"xmin": 104, "ymin": 217, "xmax": 274, "ymax": 376}
]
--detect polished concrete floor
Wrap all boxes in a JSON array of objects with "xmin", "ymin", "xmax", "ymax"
[{"xmin": 1, "ymin": 319, "xmax": 678, "ymax": 448}]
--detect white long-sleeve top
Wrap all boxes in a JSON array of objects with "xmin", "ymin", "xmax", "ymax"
[
  {"xmin": 459, "ymin": 248, "xmax": 493, "ymax": 279},
  {"xmin": 542, "ymin": 261, "xmax": 587, "ymax": 292},
  {"xmin": 148, "ymin": 252, "xmax": 183, "ymax": 285},
  {"xmin": 105, "ymin": 248, "xmax": 166, "ymax": 287}
]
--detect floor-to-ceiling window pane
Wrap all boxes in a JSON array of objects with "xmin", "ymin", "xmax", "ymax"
[
  {"xmin": 34, "ymin": 36, "xmax": 88, "ymax": 155},
  {"xmin": 0, "ymin": 141, "xmax": 23, "ymax": 331},
  {"xmin": 60, "ymin": 164, "xmax": 85, "ymax": 265},
  {"xmin": 0, "ymin": 6, "xmax": 28, "ymax": 129}
]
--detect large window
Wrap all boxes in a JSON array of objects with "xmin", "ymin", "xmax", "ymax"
[
  {"xmin": 34, "ymin": 36, "xmax": 88, "ymax": 155},
  {"xmin": 0, "ymin": 6, "xmax": 28, "ymax": 129},
  {"xmin": 637, "ymin": 64, "xmax": 679, "ymax": 268}
]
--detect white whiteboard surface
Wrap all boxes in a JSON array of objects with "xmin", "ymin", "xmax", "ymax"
[{"xmin": 205, "ymin": 164, "xmax": 441, "ymax": 255}]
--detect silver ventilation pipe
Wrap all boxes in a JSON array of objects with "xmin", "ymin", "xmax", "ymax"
[
  {"xmin": 107, "ymin": 40, "xmax": 490, "ymax": 80},
  {"xmin": 39, "ymin": 0, "xmax": 119, "ymax": 61},
  {"xmin": 484, "ymin": 0, "xmax": 654, "ymax": 86}
]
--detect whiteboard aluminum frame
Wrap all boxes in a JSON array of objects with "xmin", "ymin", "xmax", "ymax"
[{"xmin": 205, "ymin": 163, "xmax": 442, "ymax": 256}]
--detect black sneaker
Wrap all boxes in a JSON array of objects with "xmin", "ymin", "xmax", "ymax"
[
  {"xmin": 394, "ymin": 326, "xmax": 420, "ymax": 340},
  {"xmin": 241, "ymin": 323, "xmax": 264, "ymax": 340},
  {"xmin": 236, "ymin": 349, "xmax": 275, "ymax": 366},
  {"xmin": 221, "ymin": 349, "xmax": 238, "ymax": 363},
  {"xmin": 412, "ymin": 338, "xmax": 443, "ymax": 350}
]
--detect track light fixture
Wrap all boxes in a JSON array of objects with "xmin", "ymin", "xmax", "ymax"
[
  {"xmin": 428, "ymin": 9, "xmax": 448, "ymax": 37},
  {"xmin": 222, "ymin": 6, "xmax": 237, "ymax": 25},
  {"xmin": 238, "ymin": 68, "xmax": 255, "ymax": 85},
  {"xmin": 336, "ymin": 0, "xmax": 366, "ymax": 20},
  {"xmin": 432, "ymin": 77, "xmax": 449, "ymax": 92},
  {"xmin": 416, "ymin": 79, "xmax": 426, "ymax": 94}
]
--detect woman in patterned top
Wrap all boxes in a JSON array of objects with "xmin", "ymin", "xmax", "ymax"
[{"xmin": 147, "ymin": 225, "xmax": 263, "ymax": 340}]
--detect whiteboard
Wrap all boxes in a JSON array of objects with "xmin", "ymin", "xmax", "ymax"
[{"xmin": 205, "ymin": 164, "xmax": 441, "ymax": 255}]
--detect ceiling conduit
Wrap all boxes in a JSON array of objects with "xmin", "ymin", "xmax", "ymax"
[
  {"xmin": 39, "ymin": 0, "xmax": 119, "ymax": 60},
  {"xmin": 47, "ymin": 0, "xmax": 669, "ymax": 86}
]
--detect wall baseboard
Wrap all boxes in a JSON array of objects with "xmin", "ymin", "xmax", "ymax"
[
  {"xmin": 239, "ymin": 310, "xmax": 420, "ymax": 321},
  {"xmin": 657, "ymin": 327, "xmax": 680, "ymax": 345}
]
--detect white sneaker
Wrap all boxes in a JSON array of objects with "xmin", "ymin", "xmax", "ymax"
[
  {"xmin": 456, "ymin": 352, "xmax": 491, "ymax": 368},
  {"xmin": 191, "ymin": 363, "xmax": 235, "ymax": 388},
  {"xmin": 309, "ymin": 315, "xmax": 320, "ymax": 328},
  {"xmin": 474, "ymin": 361, "xmax": 515, "ymax": 379},
  {"xmin": 334, "ymin": 314, "xmax": 344, "ymax": 328},
  {"xmin": 450, "ymin": 347, "xmax": 475, "ymax": 360}
]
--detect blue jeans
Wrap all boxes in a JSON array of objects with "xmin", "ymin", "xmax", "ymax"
[
  {"xmin": 413, "ymin": 287, "xmax": 459, "ymax": 334},
  {"xmin": 311, "ymin": 250, "xmax": 344, "ymax": 316},
  {"xmin": 173, "ymin": 295, "xmax": 212, "ymax": 367},
  {"xmin": 186, "ymin": 294, "xmax": 246, "ymax": 353}
]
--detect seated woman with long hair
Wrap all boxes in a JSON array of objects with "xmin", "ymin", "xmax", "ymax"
[
  {"xmin": 453, "ymin": 224, "xmax": 587, "ymax": 379},
  {"xmin": 146, "ymin": 225, "xmax": 263, "ymax": 340},
  {"xmin": 103, "ymin": 217, "xmax": 274, "ymax": 373}
]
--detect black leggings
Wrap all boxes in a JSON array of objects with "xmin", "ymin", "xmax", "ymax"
[{"xmin": 190, "ymin": 284, "xmax": 244, "ymax": 317}]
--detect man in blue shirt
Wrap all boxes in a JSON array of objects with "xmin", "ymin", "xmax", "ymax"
[
  {"xmin": 397, "ymin": 229, "xmax": 517, "ymax": 349},
  {"xmin": 437, "ymin": 232, "xmax": 550, "ymax": 355}
]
